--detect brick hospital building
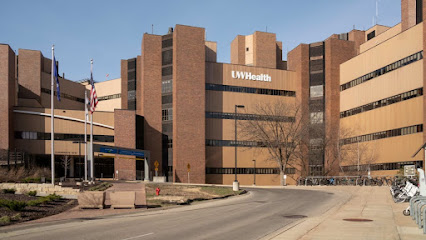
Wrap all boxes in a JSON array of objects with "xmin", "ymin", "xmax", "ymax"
[{"xmin": 1, "ymin": 0, "xmax": 425, "ymax": 185}]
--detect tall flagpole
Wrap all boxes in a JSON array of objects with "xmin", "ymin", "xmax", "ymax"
[
  {"xmin": 84, "ymin": 91, "xmax": 88, "ymax": 182},
  {"xmin": 50, "ymin": 45, "xmax": 55, "ymax": 185},
  {"xmin": 90, "ymin": 59, "xmax": 94, "ymax": 183}
]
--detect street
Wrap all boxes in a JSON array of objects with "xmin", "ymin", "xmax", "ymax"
[{"xmin": 0, "ymin": 188, "xmax": 338, "ymax": 240}]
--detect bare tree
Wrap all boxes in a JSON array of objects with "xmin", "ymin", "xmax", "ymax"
[
  {"xmin": 240, "ymin": 101, "xmax": 308, "ymax": 185},
  {"xmin": 61, "ymin": 155, "xmax": 71, "ymax": 179},
  {"xmin": 340, "ymin": 140, "xmax": 378, "ymax": 176}
]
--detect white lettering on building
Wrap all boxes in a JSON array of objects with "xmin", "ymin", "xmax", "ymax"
[{"xmin": 231, "ymin": 71, "xmax": 271, "ymax": 82}]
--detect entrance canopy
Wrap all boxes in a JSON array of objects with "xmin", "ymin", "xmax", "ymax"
[
  {"xmin": 94, "ymin": 144, "xmax": 148, "ymax": 158},
  {"xmin": 93, "ymin": 144, "xmax": 150, "ymax": 181}
]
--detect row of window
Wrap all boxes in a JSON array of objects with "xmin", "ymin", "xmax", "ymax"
[
  {"xmin": 341, "ymin": 160, "xmax": 423, "ymax": 172},
  {"xmin": 15, "ymin": 131, "xmax": 114, "ymax": 142},
  {"xmin": 206, "ymin": 168, "xmax": 295, "ymax": 175},
  {"xmin": 162, "ymin": 108, "xmax": 173, "ymax": 121},
  {"xmin": 98, "ymin": 93, "xmax": 121, "ymax": 101},
  {"xmin": 341, "ymin": 124, "xmax": 423, "ymax": 145},
  {"xmin": 206, "ymin": 84, "xmax": 296, "ymax": 97},
  {"xmin": 41, "ymin": 88, "xmax": 85, "ymax": 103},
  {"xmin": 340, "ymin": 88, "xmax": 423, "ymax": 118},
  {"xmin": 340, "ymin": 51, "xmax": 423, "ymax": 91},
  {"xmin": 206, "ymin": 139, "xmax": 265, "ymax": 147},
  {"xmin": 206, "ymin": 112, "xmax": 294, "ymax": 122}
]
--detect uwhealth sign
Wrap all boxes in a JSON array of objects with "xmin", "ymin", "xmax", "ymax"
[{"xmin": 231, "ymin": 71, "xmax": 271, "ymax": 82}]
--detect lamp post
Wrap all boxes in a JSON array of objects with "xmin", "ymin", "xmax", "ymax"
[
  {"xmin": 234, "ymin": 104, "xmax": 245, "ymax": 191},
  {"xmin": 252, "ymin": 159, "xmax": 256, "ymax": 186}
]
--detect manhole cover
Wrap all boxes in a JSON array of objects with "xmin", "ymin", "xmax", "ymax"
[
  {"xmin": 343, "ymin": 218, "xmax": 373, "ymax": 222},
  {"xmin": 283, "ymin": 215, "xmax": 307, "ymax": 219}
]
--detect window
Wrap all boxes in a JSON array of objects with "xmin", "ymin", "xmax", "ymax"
[
  {"xmin": 128, "ymin": 90, "xmax": 136, "ymax": 101},
  {"xmin": 162, "ymin": 123, "xmax": 173, "ymax": 133},
  {"xmin": 15, "ymin": 132, "xmax": 114, "ymax": 142},
  {"xmin": 310, "ymin": 85, "xmax": 323, "ymax": 99},
  {"xmin": 206, "ymin": 84, "xmax": 295, "ymax": 97},
  {"xmin": 162, "ymin": 38, "xmax": 173, "ymax": 48},
  {"xmin": 206, "ymin": 168, "xmax": 293, "ymax": 175},
  {"xmin": 162, "ymin": 66, "xmax": 172, "ymax": 76},
  {"xmin": 367, "ymin": 31, "xmax": 375, "ymax": 41},
  {"xmin": 340, "ymin": 88, "xmax": 423, "ymax": 118},
  {"xmin": 246, "ymin": 47, "xmax": 249, "ymax": 51},
  {"xmin": 162, "ymin": 108, "xmax": 173, "ymax": 121},
  {"xmin": 98, "ymin": 94, "xmax": 121, "ymax": 101},
  {"xmin": 310, "ymin": 112, "xmax": 323, "ymax": 124},
  {"xmin": 341, "ymin": 124, "xmax": 423, "ymax": 145},
  {"xmin": 206, "ymin": 112, "xmax": 294, "ymax": 122},
  {"xmin": 162, "ymin": 50, "xmax": 173, "ymax": 66},
  {"xmin": 162, "ymin": 94, "xmax": 172, "ymax": 104},
  {"xmin": 162, "ymin": 80, "xmax": 172, "ymax": 93},
  {"xmin": 341, "ymin": 51, "xmax": 423, "ymax": 91}
]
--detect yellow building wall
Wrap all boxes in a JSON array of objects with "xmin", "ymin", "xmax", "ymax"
[
  {"xmin": 205, "ymin": 62, "xmax": 298, "ymax": 185},
  {"xmin": 340, "ymin": 97, "xmax": 423, "ymax": 136},
  {"xmin": 360, "ymin": 24, "xmax": 402, "ymax": 53},
  {"xmin": 341, "ymin": 23, "xmax": 423, "ymax": 86},
  {"xmin": 13, "ymin": 107, "xmax": 114, "ymax": 155}
]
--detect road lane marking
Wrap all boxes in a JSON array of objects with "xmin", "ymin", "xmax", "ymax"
[{"xmin": 121, "ymin": 232, "xmax": 154, "ymax": 240}]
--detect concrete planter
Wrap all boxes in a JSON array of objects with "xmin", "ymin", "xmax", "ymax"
[
  {"xmin": 110, "ymin": 191, "xmax": 136, "ymax": 209},
  {"xmin": 78, "ymin": 191, "xmax": 105, "ymax": 209}
]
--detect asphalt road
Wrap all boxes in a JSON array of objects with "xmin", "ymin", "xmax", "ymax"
[{"xmin": 0, "ymin": 188, "xmax": 338, "ymax": 240}]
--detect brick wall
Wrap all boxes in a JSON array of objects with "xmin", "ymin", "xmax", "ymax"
[
  {"xmin": 18, "ymin": 49, "xmax": 42, "ymax": 101},
  {"xmin": 140, "ymin": 34, "xmax": 163, "ymax": 176},
  {"xmin": 114, "ymin": 109, "xmax": 136, "ymax": 180},
  {"xmin": 0, "ymin": 44, "xmax": 15, "ymax": 150},
  {"xmin": 402, "ymin": 0, "xmax": 417, "ymax": 31},
  {"xmin": 253, "ymin": 31, "xmax": 277, "ymax": 69},
  {"xmin": 324, "ymin": 38, "xmax": 356, "ymax": 175},
  {"xmin": 173, "ymin": 25, "xmax": 206, "ymax": 183},
  {"xmin": 230, "ymin": 35, "xmax": 245, "ymax": 65}
]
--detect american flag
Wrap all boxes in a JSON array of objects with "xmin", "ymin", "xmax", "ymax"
[{"xmin": 89, "ymin": 71, "xmax": 98, "ymax": 114}]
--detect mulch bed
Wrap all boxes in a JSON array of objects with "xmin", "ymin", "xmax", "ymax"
[{"xmin": 0, "ymin": 193, "xmax": 77, "ymax": 226}]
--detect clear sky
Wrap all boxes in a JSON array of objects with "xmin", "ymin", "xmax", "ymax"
[{"xmin": 0, "ymin": 0, "xmax": 401, "ymax": 82}]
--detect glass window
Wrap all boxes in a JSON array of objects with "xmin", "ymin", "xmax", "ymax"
[{"xmin": 310, "ymin": 85, "xmax": 323, "ymax": 99}]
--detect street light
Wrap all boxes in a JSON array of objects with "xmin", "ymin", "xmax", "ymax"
[
  {"xmin": 234, "ymin": 104, "xmax": 245, "ymax": 191},
  {"xmin": 252, "ymin": 159, "xmax": 256, "ymax": 186}
]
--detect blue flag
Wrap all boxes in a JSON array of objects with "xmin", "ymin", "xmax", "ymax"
[{"xmin": 54, "ymin": 57, "xmax": 60, "ymax": 101}]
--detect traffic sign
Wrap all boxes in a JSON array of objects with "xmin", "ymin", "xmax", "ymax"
[
  {"xmin": 154, "ymin": 160, "xmax": 159, "ymax": 168},
  {"xmin": 187, "ymin": 163, "xmax": 191, "ymax": 172}
]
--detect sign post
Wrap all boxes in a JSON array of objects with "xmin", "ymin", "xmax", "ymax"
[
  {"xmin": 187, "ymin": 163, "xmax": 191, "ymax": 184},
  {"xmin": 154, "ymin": 160, "xmax": 159, "ymax": 177}
]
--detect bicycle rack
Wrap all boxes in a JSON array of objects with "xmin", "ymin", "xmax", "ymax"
[{"xmin": 407, "ymin": 169, "xmax": 426, "ymax": 234}]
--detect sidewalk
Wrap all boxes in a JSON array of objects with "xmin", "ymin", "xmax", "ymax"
[{"xmin": 269, "ymin": 186, "xmax": 425, "ymax": 240}]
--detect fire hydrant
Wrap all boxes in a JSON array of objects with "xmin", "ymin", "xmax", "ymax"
[{"xmin": 156, "ymin": 187, "xmax": 160, "ymax": 196}]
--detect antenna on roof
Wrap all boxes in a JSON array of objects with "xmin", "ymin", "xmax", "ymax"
[
  {"xmin": 152, "ymin": 24, "xmax": 154, "ymax": 34},
  {"xmin": 375, "ymin": 0, "xmax": 380, "ymax": 25},
  {"xmin": 266, "ymin": 26, "xmax": 268, "ymax": 32}
]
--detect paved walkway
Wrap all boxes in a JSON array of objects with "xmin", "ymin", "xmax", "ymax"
[{"xmin": 268, "ymin": 186, "xmax": 425, "ymax": 240}]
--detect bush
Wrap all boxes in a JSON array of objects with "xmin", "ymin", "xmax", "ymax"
[
  {"xmin": 23, "ymin": 177, "xmax": 41, "ymax": 183},
  {"xmin": 2, "ymin": 188, "xmax": 16, "ymax": 194},
  {"xmin": 0, "ymin": 199, "xmax": 27, "ymax": 211},
  {"xmin": 27, "ymin": 194, "xmax": 62, "ymax": 207},
  {"xmin": 0, "ymin": 216, "xmax": 11, "ymax": 225},
  {"xmin": 28, "ymin": 191, "xmax": 37, "ymax": 197}
]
